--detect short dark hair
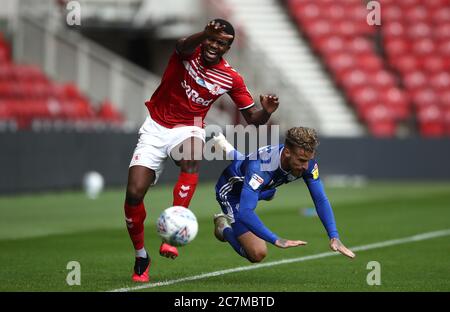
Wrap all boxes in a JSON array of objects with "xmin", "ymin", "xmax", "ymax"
[{"xmin": 212, "ymin": 18, "xmax": 235, "ymax": 45}]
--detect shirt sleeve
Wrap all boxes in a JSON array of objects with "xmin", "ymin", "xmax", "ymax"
[
  {"xmin": 236, "ymin": 160, "xmax": 278, "ymax": 244},
  {"xmin": 303, "ymin": 161, "xmax": 339, "ymax": 239},
  {"xmin": 228, "ymin": 73, "xmax": 255, "ymax": 110}
]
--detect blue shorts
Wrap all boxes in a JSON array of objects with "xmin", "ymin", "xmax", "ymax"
[{"xmin": 215, "ymin": 186, "xmax": 276, "ymax": 238}]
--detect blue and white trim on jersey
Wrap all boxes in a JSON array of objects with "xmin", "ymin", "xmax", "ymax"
[{"xmin": 217, "ymin": 176, "xmax": 244, "ymax": 222}]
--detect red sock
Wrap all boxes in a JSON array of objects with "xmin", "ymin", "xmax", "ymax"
[
  {"xmin": 124, "ymin": 201, "xmax": 146, "ymax": 250},
  {"xmin": 172, "ymin": 172, "xmax": 199, "ymax": 208}
]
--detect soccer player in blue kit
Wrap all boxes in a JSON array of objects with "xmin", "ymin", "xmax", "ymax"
[{"xmin": 212, "ymin": 127, "xmax": 355, "ymax": 263}]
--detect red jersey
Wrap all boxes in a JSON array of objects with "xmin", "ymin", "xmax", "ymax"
[{"xmin": 145, "ymin": 47, "xmax": 254, "ymax": 128}]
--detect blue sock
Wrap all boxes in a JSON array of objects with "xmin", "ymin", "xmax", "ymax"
[{"xmin": 223, "ymin": 227, "xmax": 247, "ymax": 258}]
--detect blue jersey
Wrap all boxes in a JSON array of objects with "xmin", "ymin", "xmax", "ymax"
[{"xmin": 215, "ymin": 145, "xmax": 339, "ymax": 244}]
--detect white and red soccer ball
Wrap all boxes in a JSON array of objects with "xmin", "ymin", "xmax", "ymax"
[{"xmin": 156, "ymin": 206, "xmax": 198, "ymax": 246}]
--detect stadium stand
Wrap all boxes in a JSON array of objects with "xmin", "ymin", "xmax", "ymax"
[
  {"xmin": 286, "ymin": 0, "xmax": 450, "ymax": 137},
  {"xmin": 0, "ymin": 32, "xmax": 125, "ymax": 131}
]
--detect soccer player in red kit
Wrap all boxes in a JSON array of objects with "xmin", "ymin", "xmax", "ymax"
[{"xmin": 125, "ymin": 19, "xmax": 279, "ymax": 282}]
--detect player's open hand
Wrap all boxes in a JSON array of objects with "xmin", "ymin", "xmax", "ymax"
[
  {"xmin": 204, "ymin": 20, "xmax": 234, "ymax": 41},
  {"xmin": 260, "ymin": 94, "xmax": 279, "ymax": 114},
  {"xmin": 330, "ymin": 238, "xmax": 355, "ymax": 259},
  {"xmin": 275, "ymin": 238, "xmax": 307, "ymax": 249}
]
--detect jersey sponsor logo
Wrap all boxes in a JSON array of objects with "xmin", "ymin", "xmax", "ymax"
[
  {"xmin": 196, "ymin": 77, "xmax": 206, "ymax": 88},
  {"xmin": 249, "ymin": 173, "xmax": 264, "ymax": 190},
  {"xmin": 312, "ymin": 163, "xmax": 319, "ymax": 180},
  {"xmin": 181, "ymin": 80, "xmax": 213, "ymax": 106}
]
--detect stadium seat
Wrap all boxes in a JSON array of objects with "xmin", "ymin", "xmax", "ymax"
[
  {"xmin": 364, "ymin": 105, "xmax": 397, "ymax": 137},
  {"xmin": 417, "ymin": 105, "xmax": 445, "ymax": 137},
  {"xmin": 0, "ymin": 31, "xmax": 124, "ymax": 131},
  {"xmin": 444, "ymin": 107, "xmax": 450, "ymax": 135},
  {"xmin": 285, "ymin": 0, "xmax": 450, "ymax": 137},
  {"xmin": 97, "ymin": 99, "xmax": 124, "ymax": 123}
]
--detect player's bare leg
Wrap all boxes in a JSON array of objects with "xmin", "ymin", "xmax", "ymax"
[
  {"xmin": 160, "ymin": 137, "xmax": 203, "ymax": 259},
  {"xmin": 125, "ymin": 165, "xmax": 154, "ymax": 282},
  {"xmin": 237, "ymin": 232, "xmax": 268, "ymax": 263},
  {"xmin": 214, "ymin": 214, "xmax": 268, "ymax": 263}
]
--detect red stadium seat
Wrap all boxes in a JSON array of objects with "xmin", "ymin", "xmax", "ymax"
[
  {"xmin": 412, "ymin": 88, "xmax": 439, "ymax": 108},
  {"xmin": 381, "ymin": 6, "xmax": 403, "ymax": 22},
  {"xmin": 430, "ymin": 72, "xmax": 450, "ymax": 91},
  {"xmin": 404, "ymin": 6, "xmax": 430, "ymax": 23},
  {"xmin": 397, "ymin": 0, "xmax": 421, "ymax": 8},
  {"xmin": 373, "ymin": 70, "xmax": 396, "ymax": 89},
  {"xmin": 322, "ymin": 4, "xmax": 345, "ymax": 21},
  {"xmin": 412, "ymin": 38, "xmax": 436, "ymax": 56},
  {"xmin": 389, "ymin": 55, "xmax": 419, "ymax": 75},
  {"xmin": 0, "ymin": 30, "xmax": 125, "ymax": 129},
  {"xmin": 356, "ymin": 54, "xmax": 383, "ymax": 73},
  {"xmin": 97, "ymin": 99, "xmax": 124, "ymax": 123},
  {"xmin": 443, "ymin": 107, "xmax": 450, "ymax": 135},
  {"xmin": 382, "ymin": 22, "xmax": 405, "ymax": 38},
  {"xmin": 285, "ymin": 0, "xmax": 449, "ymax": 137},
  {"xmin": 382, "ymin": 87, "xmax": 411, "ymax": 120},
  {"xmin": 364, "ymin": 105, "xmax": 397, "ymax": 137},
  {"xmin": 348, "ymin": 37, "xmax": 373, "ymax": 54},
  {"xmin": 324, "ymin": 53, "xmax": 355, "ymax": 75},
  {"xmin": 315, "ymin": 36, "xmax": 345, "ymax": 54},
  {"xmin": 421, "ymin": 56, "xmax": 447, "ymax": 74},
  {"xmin": 340, "ymin": 69, "xmax": 369, "ymax": 90},
  {"xmin": 440, "ymin": 89, "xmax": 450, "ymax": 108},
  {"xmin": 438, "ymin": 40, "xmax": 450, "ymax": 57},
  {"xmin": 424, "ymin": 0, "xmax": 448, "ymax": 9},
  {"xmin": 403, "ymin": 71, "xmax": 427, "ymax": 91},
  {"xmin": 417, "ymin": 105, "xmax": 445, "ymax": 137},
  {"xmin": 435, "ymin": 23, "xmax": 450, "ymax": 40},
  {"xmin": 432, "ymin": 7, "xmax": 450, "ymax": 23},
  {"xmin": 384, "ymin": 38, "xmax": 410, "ymax": 58},
  {"xmin": 407, "ymin": 22, "xmax": 432, "ymax": 39},
  {"xmin": 348, "ymin": 86, "xmax": 379, "ymax": 110}
]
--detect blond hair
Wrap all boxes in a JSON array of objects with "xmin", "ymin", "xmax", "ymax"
[{"xmin": 285, "ymin": 127, "xmax": 319, "ymax": 152}]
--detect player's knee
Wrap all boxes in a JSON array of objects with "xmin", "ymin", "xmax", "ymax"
[
  {"xmin": 247, "ymin": 248, "xmax": 267, "ymax": 263},
  {"xmin": 126, "ymin": 183, "xmax": 147, "ymax": 205}
]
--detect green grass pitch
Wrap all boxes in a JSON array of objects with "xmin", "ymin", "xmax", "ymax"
[{"xmin": 0, "ymin": 181, "xmax": 449, "ymax": 291}]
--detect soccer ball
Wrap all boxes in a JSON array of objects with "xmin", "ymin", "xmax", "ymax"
[
  {"xmin": 82, "ymin": 171, "xmax": 104, "ymax": 199},
  {"xmin": 156, "ymin": 206, "xmax": 198, "ymax": 246}
]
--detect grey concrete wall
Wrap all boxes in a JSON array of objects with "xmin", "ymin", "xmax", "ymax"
[{"xmin": 1, "ymin": 133, "xmax": 449, "ymax": 194}]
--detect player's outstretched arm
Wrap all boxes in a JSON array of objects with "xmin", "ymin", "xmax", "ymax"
[
  {"xmin": 176, "ymin": 20, "xmax": 234, "ymax": 58},
  {"xmin": 274, "ymin": 238, "xmax": 307, "ymax": 249},
  {"xmin": 330, "ymin": 238, "xmax": 355, "ymax": 259},
  {"xmin": 240, "ymin": 94, "xmax": 279, "ymax": 126}
]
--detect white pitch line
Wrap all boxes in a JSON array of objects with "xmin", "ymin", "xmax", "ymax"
[{"xmin": 109, "ymin": 229, "xmax": 450, "ymax": 292}]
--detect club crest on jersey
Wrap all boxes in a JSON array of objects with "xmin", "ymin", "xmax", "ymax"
[
  {"xmin": 209, "ymin": 84, "xmax": 221, "ymax": 95},
  {"xmin": 312, "ymin": 163, "xmax": 319, "ymax": 180},
  {"xmin": 249, "ymin": 174, "xmax": 264, "ymax": 190}
]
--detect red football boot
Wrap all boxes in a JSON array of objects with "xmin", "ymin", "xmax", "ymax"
[
  {"xmin": 159, "ymin": 242, "xmax": 179, "ymax": 259},
  {"xmin": 132, "ymin": 254, "xmax": 150, "ymax": 283}
]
